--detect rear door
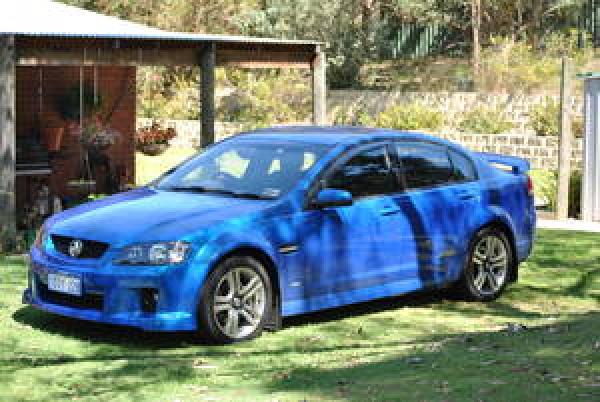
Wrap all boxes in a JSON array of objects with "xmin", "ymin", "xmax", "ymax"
[{"xmin": 391, "ymin": 141, "xmax": 481, "ymax": 285}]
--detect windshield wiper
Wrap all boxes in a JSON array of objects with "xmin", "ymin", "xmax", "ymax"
[
  {"xmin": 229, "ymin": 191, "xmax": 275, "ymax": 200},
  {"xmin": 165, "ymin": 185, "xmax": 212, "ymax": 193},
  {"xmin": 165, "ymin": 186, "xmax": 274, "ymax": 200}
]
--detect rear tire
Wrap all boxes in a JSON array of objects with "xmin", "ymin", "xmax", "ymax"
[
  {"xmin": 197, "ymin": 256, "xmax": 272, "ymax": 344},
  {"xmin": 452, "ymin": 226, "xmax": 513, "ymax": 301}
]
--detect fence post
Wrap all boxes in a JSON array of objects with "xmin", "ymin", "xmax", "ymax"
[{"xmin": 557, "ymin": 57, "xmax": 573, "ymax": 220}]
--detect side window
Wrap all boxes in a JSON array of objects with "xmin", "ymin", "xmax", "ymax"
[
  {"xmin": 396, "ymin": 142, "xmax": 454, "ymax": 190},
  {"xmin": 449, "ymin": 149, "xmax": 477, "ymax": 182},
  {"xmin": 326, "ymin": 145, "xmax": 396, "ymax": 198}
]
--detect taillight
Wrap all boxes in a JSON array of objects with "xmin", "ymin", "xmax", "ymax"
[{"xmin": 526, "ymin": 175, "xmax": 534, "ymax": 196}]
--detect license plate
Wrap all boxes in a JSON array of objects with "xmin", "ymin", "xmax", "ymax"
[{"xmin": 47, "ymin": 273, "xmax": 82, "ymax": 296}]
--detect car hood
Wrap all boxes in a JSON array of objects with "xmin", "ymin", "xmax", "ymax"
[{"xmin": 47, "ymin": 188, "xmax": 273, "ymax": 246}]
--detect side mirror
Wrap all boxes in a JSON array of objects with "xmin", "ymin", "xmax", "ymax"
[{"xmin": 312, "ymin": 188, "xmax": 353, "ymax": 209}]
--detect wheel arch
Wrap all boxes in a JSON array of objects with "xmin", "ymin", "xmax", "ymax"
[
  {"xmin": 205, "ymin": 245, "xmax": 282, "ymax": 330},
  {"xmin": 476, "ymin": 218, "xmax": 519, "ymax": 283}
]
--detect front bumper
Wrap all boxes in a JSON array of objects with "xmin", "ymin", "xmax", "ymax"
[{"xmin": 23, "ymin": 247, "xmax": 201, "ymax": 331}]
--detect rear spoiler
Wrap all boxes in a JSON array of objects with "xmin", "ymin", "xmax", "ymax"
[{"xmin": 476, "ymin": 152, "xmax": 530, "ymax": 174}]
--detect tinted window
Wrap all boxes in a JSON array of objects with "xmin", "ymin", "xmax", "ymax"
[
  {"xmin": 449, "ymin": 149, "xmax": 477, "ymax": 182},
  {"xmin": 396, "ymin": 142, "xmax": 453, "ymax": 189},
  {"xmin": 326, "ymin": 145, "xmax": 396, "ymax": 198}
]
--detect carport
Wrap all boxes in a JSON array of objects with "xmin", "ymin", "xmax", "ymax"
[{"xmin": 0, "ymin": 0, "xmax": 325, "ymax": 237}]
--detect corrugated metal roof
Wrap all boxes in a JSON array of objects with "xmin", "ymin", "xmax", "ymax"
[{"xmin": 1, "ymin": 0, "xmax": 320, "ymax": 46}]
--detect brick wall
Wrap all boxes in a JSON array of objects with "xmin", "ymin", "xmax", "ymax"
[{"xmin": 16, "ymin": 66, "xmax": 136, "ymax": 209}]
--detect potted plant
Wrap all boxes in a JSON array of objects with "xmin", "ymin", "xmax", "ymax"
[
  {"xmin": 73, "ymin": 115, "xmax": 120, "ymax": 157},
  {"xmin": 135, "ymin": 121, "xmax": 176, "ymax": 156},
  {"xmin": 41, "ymin": 126, "xmax": 64, "ymax": 152}
]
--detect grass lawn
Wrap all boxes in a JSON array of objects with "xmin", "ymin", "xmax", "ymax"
[{"xmin": 1, "ymin": 229, "xmax": 599, "ymax": 401}]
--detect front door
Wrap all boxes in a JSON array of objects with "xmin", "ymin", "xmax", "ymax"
[{"xmin": 295, "ymin": 143, "xmax": 419, "ymax": 312}]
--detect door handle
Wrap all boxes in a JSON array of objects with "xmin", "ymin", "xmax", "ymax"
[
  {"xmin": 457, "ymin": 191, "xmax": 478, "ymax": 201},
  {"xmin": 380, "ymin": 205, "xmax": 401, "ymax": 216}
]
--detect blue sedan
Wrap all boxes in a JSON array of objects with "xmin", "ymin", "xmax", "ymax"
[{"xmin": 24, "ymin": 127, "xmax": 536, "ymax": 343}]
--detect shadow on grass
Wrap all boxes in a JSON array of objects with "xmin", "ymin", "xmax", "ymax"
[
  {"xmin": 12, "ymin": 283, "xmax": 545, "ymax": 350},
  {"xmin": 261, "ymin": 311, "xmax": 600, "ymax": 401}
]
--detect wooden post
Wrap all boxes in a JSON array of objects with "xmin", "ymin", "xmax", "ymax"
[
  {"xmin": 312, "ymin": 47, "xmax": 326, "ymax": 125},
  {"xmin": 557, "ymin": 57, "xmax": 572, "ymax": 220},
  {"xmin": 200, "ymin": 43, "xmax": 216, "ymax": 147},
  {"xmin": 0, "ymin": 35, "xmax": 16, "ymax": 238}
]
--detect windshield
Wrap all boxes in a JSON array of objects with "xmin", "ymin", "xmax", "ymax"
[{"xmin": 154, "ymin": 140, "xmax": 329, "ymax": 199}]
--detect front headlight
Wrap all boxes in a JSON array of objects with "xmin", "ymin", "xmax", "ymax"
[{"xmin": 115, "ymin": 241, "xmax": 190, "ymax": 265}]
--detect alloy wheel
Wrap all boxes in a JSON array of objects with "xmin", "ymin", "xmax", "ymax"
[
  {"xmin": 470, "ymin": 235, "xmax": 509, "ymax": 296},
  {"xmin": 213, "ymin": 266, "xmax": 266, "ymax": 339}
]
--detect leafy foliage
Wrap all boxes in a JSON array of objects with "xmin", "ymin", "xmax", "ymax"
[
  {"xmin": 529, "ymin": 98, "xmax": 584, "ymax": 138},
  {"xmin": 528, "ymin": 168, "xmax": 582, "ymax": 217},
  {"xmin": 371, "ymin": 104, "xmax": 444, "ymax": 130},
  {"xmin": 458, "ymin": 106, "xmax": 513, "ymax": 134}
]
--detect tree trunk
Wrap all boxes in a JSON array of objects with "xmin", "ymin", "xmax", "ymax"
[
  {"xmin": 531, "ymin": 0, "xmax": 543, "ymax": 49},
  {"xmin": 471, "ymin": 0, "xmax": 481, "ymax": 86}
]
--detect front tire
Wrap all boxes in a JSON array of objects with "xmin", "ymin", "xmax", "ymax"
[
  {"xmin": 454, "ymin": 227, "xmax": 513, "ymax": 301},
  {"xmin": 198, "ymin": 256, "xmax": 272, "ymax": 344}
]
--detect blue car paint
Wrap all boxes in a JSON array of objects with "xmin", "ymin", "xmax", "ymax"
[{"xmin": 24, "ymin": 127, "xmax": 536, "ymax": 331}]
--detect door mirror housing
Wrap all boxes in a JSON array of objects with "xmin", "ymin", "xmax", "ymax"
[{"xmin": 312, "ymin": 188, "xmax": 353, "ymax": 209}]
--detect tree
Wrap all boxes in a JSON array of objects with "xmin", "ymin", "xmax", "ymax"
[{"xmin": 472, "ymin": 0, "xmax": 481, "ymax": 83}]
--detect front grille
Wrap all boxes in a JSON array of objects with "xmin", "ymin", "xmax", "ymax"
[
  {"xmin": 51, "ymin": 235, "xmax": 109, "ymax": 259},
  {"xmin": 37, "ymin": 281, "xmax": 104, "ymax": 311}
]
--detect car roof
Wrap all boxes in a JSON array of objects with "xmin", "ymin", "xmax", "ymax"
[{"xmin": 236, "ymin": 126, "xmax": 457, "ymax": 148}]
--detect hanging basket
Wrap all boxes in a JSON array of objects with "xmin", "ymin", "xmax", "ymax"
[{"xmin": 137, "ymin": 143, "xmax": 169, "ymax": 156}]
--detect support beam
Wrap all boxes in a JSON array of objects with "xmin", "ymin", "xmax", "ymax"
[
  {"xmin": 557, "ymin": 57, "xmax": 572, "ymax": 220},
  {"xmin": 18, "ymin": 47, "xmax": 199, "ymax": 67},
  {"xmin": 311, "ymin": 48, "xmax": 327, "ymax": 125},
  {"xmin": 0, "ymin": 35, "xmax": 16, "ymax": 238},
  {"xmin": 200, "ymin": 43, "xmax": 216, "ymax": 147}
]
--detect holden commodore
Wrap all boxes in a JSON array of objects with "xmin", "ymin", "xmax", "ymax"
[{"xmin": 24, "ymin": 127, "xmax": 535, "ymax": 343}]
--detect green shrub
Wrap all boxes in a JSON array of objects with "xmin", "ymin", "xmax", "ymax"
[
  {"xmin": 528, "ymin": 169, "xmax": 557, "ymax": 210},
  {"xmin": 528, "ymin": 99, "xmax": 583, "ymax": 138},
  {"xmin": 569, "ymin": 170, "xmax": 582, "ymax": 218},
  {"xmin": 373, "ymin": 104, "xmax": 444, "ymax": 131},
  {"xmin": 331, "ymin": 105, "xmax": 374, "ymax": 126},
  {"xmin": 457, "ymin": 106, "xmax": 513, "ymax": 134},
  {"xmin": 527, "ymin": 169, "xmax": 582, "ymax": 217}
]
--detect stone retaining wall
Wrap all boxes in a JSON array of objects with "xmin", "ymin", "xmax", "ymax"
[
  {"xmin": 137, "ymin": 118, "xmax": 582, "ymax": 171},
  {"xmin": 436, "ymin": 131, "xmax": 582, "ymax": 170},
  {"xmin": 327, "ymin": 90, "xmax": 582, "ymax": 134}
]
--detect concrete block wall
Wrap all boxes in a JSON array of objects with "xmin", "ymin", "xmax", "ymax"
[
  {"xmin": 437, "ymin": 132, "xmax": 582, "ymax": 170},
  {"xmin": 139, "ymin": 118, "xmax": 582, "ymax": 171},
  {"xmin": 327, "ymin": 90, "xmax": 582, "ymax": 134}
]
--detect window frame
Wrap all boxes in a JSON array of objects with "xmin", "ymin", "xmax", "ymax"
[
  {"xmin": 391, "ymin": 139, "xmax": 479, "ymax": 193},
  {"xmin": 306, "ymin": 141, "xmax": 400, "ymax": 207}
]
